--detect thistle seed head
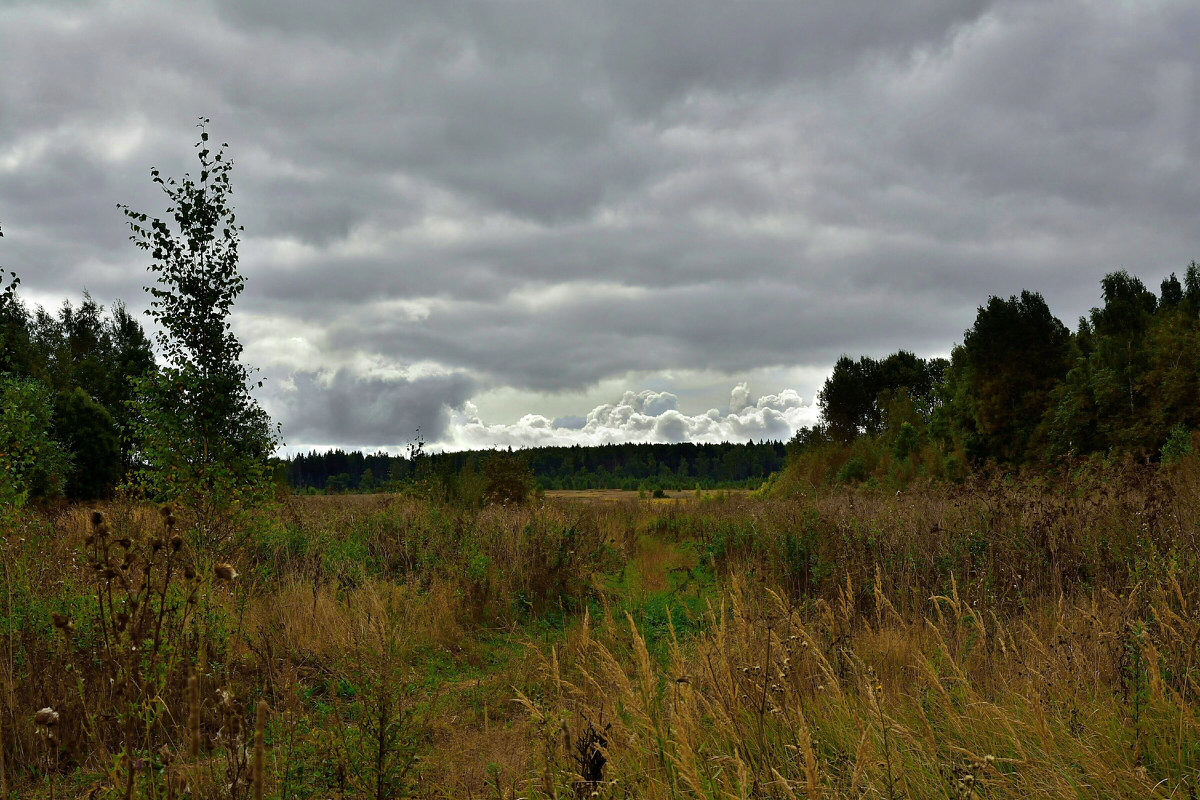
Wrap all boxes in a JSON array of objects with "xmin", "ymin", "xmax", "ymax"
[{"xmin": 34, "ymin": 707, "xmax": 59, "ymax": 727}]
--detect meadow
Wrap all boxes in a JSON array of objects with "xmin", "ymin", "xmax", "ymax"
[{"xmin": 1, "ymin": 457, "xmax": 1198, "ymax": 800}]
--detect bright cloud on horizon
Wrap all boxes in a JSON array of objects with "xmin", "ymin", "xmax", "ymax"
[{"xmin": 442, "ymin": 383, "xmax": 819, "ymax": 451}]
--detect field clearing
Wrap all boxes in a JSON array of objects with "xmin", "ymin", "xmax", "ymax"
[
  {"xmin": 543, "ymin": 487, "xmax": 753, "ymax": 502},
  {"xmin": 4, "ymin": 466, "xmax": 1200, "ymax": 798}
]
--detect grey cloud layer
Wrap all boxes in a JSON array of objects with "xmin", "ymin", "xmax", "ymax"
[
  {"xmin": 266, "ymin": 369, "xmax": 476, "ymax": 448},
  {"xmin": 4, "ymin": 1, "xmax": 1200, "ymax": 448}
]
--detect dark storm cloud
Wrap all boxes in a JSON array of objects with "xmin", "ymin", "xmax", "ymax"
[
  {"xmin": 267, "ymin": 369, "xmax": 476, "ymax": 447},
  {"xmin": 324, "ymin": 280, "xmax": 955, "ymax": 392},
  {"xmin": 4, "ymin": 0, "xmax": 1200, "ymax": 447}
]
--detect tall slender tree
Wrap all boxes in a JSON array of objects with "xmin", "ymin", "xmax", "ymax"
[{"xmin": 119, "ymin": 119, "xmax": 277, "ymax": 502}]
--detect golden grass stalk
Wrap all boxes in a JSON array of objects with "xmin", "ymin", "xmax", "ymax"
[
  {"xmin": 0, "ymin": 707, "xmax": 7, "ymax": 799},
  {"xmin": 188, "ymin": 670, "xmax": 200, "ymax": 759},
  {"xmin": 253, "ymin": 699, "xmax": 267, "ymax": 800}
]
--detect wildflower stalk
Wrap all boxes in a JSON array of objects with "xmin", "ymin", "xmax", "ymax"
[{"xmin": 253, "ymin": 699, "xmax": 267, "ymax": 800}]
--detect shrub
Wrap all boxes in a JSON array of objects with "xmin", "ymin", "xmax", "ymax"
[
  {"xmin": 1161, "ymin": 424, "xmax": 1192, "ymax": 464},
  {"xmin": 0, "ymin": 375, "xmax": 70, "ymax": 505},
  {"xmin": 835, "ymin": 456, "xmax": 866, "ymax": 484},
  {"xmin": 481, "ymin": 452, "xmax": 537, "ymax": 506}
]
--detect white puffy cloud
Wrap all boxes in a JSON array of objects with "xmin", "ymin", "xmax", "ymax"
[{"xmin": 442, "ymin": 384, "xmax": 818, "ymax": 450}]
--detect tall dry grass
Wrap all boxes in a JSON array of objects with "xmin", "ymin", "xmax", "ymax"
[
  {"xmin": 2, "ymin": 462, "xmax": 1199, "ymax": 797},
  {"xmin": 508, "ymin": 465, "xmax": 1200, "ymax": 799}
]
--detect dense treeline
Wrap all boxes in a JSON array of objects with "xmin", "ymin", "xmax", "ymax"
[
  {"xmin": 0, "ymin": 264, "xmax": 156, "ymax": 499},
  {"xmin": 779, "ymin": 265, "xmax": 1200, "ymax": 489},
  {"xmin": 2, "ymin": 124, "xmax": 276, "ymax": 506},
  {"xmin": 285, "ymin": 440, "xmax": 788, "ymax": 493}
]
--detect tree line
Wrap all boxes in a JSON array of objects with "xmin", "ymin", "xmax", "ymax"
[
  {"xmin": 783, "ymin": 266, "xmax": 1200, "ymax": 487},
  {"xmin": 285, "ymin": 440, "xmax": 788, "ymax": 494},
  {"xmin": 1, "ymin": 121, "xmax": 275, "ymax": 506},
  {"xmin": 0, "ymin": 266, "xmax": 156, "ymax": 499}
]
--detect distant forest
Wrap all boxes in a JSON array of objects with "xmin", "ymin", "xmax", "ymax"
[{"xmin": 284, "ymin": 440, "xmax": 788, "ymax": 493}]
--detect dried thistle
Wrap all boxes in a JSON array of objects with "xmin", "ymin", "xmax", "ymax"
[
  {"xmin": 214, "ymin": 563, "xmax": 239, "ymax": 581},
  {"xmin": 34, "ymin": 707, "xmax": 60, "ymax": 728}
]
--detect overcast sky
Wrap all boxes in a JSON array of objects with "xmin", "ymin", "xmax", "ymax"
[{"xmin": 3, "ymin": 0, "xmax": 1199, "ymax": 453}]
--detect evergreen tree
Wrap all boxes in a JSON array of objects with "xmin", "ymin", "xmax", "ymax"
[
  {"xmin": 1160, "ymin": 273, "xmax": 1183, "ymax": 308},
  {"xmin": 54, "ymin": 387, "xmax": 121, "ymax": 500}
]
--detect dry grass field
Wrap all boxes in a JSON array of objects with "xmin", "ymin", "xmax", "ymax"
[
  {"xmin": 543, "ymin": 488, "xmax": 753, "ymax": 502},
  {"xmin": 3, "ymin": 463, "xmax": 1200, "ymax": 798}
]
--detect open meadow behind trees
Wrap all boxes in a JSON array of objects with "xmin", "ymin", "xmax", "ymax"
[{"xmin": 3, "ymin": 459, "xmax": 1200, "ymax": 799}]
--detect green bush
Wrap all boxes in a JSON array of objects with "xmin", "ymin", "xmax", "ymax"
[
  {"xmin": 0, "ymin": 375, "xmax": 70, "ymax": 505},
  {"xmin": 835, "ymin": 456, "xmax": 866, "ymax": 484},
  {"xmin": 1160, "ymin": 424, "xmax": 1192, "ymax": 464},
  {"xmin": 54, "ymin": 387, "xmax": 120, "ymax": 499}
]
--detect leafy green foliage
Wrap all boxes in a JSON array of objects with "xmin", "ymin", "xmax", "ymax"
[
  {"xmin": 818, "ymin": 351, "xmax": 947, "ymax": 442},
  {"xmin": 23, "ymin": 297, "xmax": 155, "ymax": 472},
  {"xmin": 943, "ymin": 291, "xmax": 1072, "ymax": 464},
  {"xmin": 119, "ymin": 119, "xmax": 277, "ymax": 502},
  {"xmin": 0, "ymin": 225, "xmax": 35, "ymax": 377},
  {"xmin": 481, "ymin": 451, "xmax": 537, "ymax": 506},
  {"xmin": 0, "ymin": 375, "xmax": 70, "ymax": 505},
  {"xmin": 1, "ymin": 220, "xmax": 156, "ymax": 498},
  {"xmin": 1160, "ymin": 425, "xmax": 1192, "ymax": 465},
  {"xmin": 783, "ymin": 266, "xmax": 1200, "ymax": 490},
  {"xmin": 53, "ymin": 387, "xmax": 121, "ymax": 499}
]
